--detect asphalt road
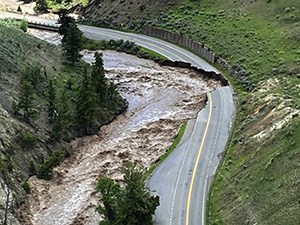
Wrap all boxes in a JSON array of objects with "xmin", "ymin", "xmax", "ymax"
[
  {"xmin": 0, "ymin": 11, "xmax": 235, "ymax": 225},
  {"xmin": 0, "ymin": 11, "xmax": 219, "ymax": 72},
  {"xmin": 148, "ymin": 87, "xmax": 234, "ymax": 225}
]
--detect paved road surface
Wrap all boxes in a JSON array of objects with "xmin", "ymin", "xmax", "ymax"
[
  {"xmin": 148, "ymin": 87, "xmax": 234, "ymax": 225},
  {"xmin": 0, "ymin": 11, "xmax": 235, "ymax": 225},
  {"xmin": 0, "ymin": 11, "xmax": 219, "ymax": 72}
]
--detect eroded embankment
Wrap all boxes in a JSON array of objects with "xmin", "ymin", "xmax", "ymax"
[{"xmin": 17, "ymin": 31, "xmax": 222, "ymax": 225}]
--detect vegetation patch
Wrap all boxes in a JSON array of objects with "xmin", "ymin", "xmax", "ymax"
[
  {"xmin": 82, "ymin": 38, "xmax": 167, "ymax": 61},
  {"xmin": 150, "ymin": 1, "xmax": 300, "ymax": 92},
  {"xmin": 35, "ymin": 0, "xmax": 88, "ymax": 13},
  {"xmin": 18, "ymin": 131, "xmax": 38, "ymax": 147},
  {"xmin": 21, "ymin": 181, "xmax": 31, "ymax": 194},
  {"xmin": 148, "ymin": 122, "xmax": 187, "ymax": 176},
  {"xmin": 83, "ymin": 0, "xmax": 182, "ymax": 28},
  {"xmin": 97, "ymin": 163, "xmax": 159, "ymax": 225},
  {"xmin": 0, "ymin": 19, "xmax": 27, "ymax": 31},
  {"xmin": 37, "ymin": 150, "xmax": 65, "ymax": 180}
]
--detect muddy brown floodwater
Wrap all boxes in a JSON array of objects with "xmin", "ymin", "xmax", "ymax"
[{"xmin": 19, "ymin": 31, "xmax": 221, "ymax": 225}]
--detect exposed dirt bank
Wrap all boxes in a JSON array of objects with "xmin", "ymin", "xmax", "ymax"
[{"xmin": 17, "ymin": 32, "xmax": 221, "ymax": 225}]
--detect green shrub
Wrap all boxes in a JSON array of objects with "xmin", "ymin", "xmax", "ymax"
[
  {"xmin": 18, "ymin": 131, "xmax": 38, "ymax": 146},
  {"xmin": 19, "ymin": 20, "xmax": 28, "ymax": 32},
  {"xmin": 21, "ymin": 181, "xmax": 31, "ymax": 194},
  {"xmin": 37, "ymin": 150, "xmax": 65, "ymax": 180},
  {"xmin": 7, "ymin": 142, "xmax": 21, "ymax": 154},
  {"xmin": 82, "ymin": 38, "xmax": 167, "ymax": 61}
]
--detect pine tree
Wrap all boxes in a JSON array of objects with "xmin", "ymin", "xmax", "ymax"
[
  {"xmin": 96, "ymin": 177, "xmax": 121, "ymax": 225},
  {"xmin": 97, "ymin": 163, "xmax": 160, "ymax": 225},
  {"xmin": 76, "ymin": 67, "xmax": 98, "ymax": 134},
  {"xmin": 94, "ymin": 52, "xmax": 105, "ymax": 75},
  {"xmin": 62, "ymin": 20, "xmax": 83, "ymax": 65},
  {"xmin": 121, "ymin": 163, "xmax": 159, "ymax": 225},
  {"xmin": 50, "ymin": 89, "xmax": 72, "ymax": 140},
  {"xmin": 91, "ymin": 52, "xmax": 128, "ymax": 111},
  {"xmin": 29, "ymin": 65, "xmax": 43, "ymax": 91},
  {"xmin": 91, "ymin": 52, "xmax": 107, "ymax": 104},
  {"xmin": 35, "ymin": 0, "xmax": 48, "ymax": 13},
  {"xmin": 18, "ymin": 69, "xmax": 36, "ymax": 122},
  {"xmin": 58, "ymin": 10, "xmax": 75, "ymax": 36},
  {"xmin": 47, "ymin": 79, "xmax": 56, "ymax": 123}
]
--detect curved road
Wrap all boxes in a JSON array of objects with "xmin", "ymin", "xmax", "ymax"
[{"xmin": 0, "ymin": 11, "xmax": 235, "ymax": 225}]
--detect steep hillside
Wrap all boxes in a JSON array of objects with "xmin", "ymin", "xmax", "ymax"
[
  {"xmin": 0, "ymin": 22, "xmax": 66, "ymax": 224},
  {"xmin": 84, "ymin": 0, "xmax": 180, "ymax": 28},
  {"xmin": 0, "ymin": 21, "xmax": 126, "ymax": 224}
]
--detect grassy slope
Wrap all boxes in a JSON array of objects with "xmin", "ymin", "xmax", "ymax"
[
  {"xmin": 0, "ymin": 22, "xmax": 63, "ymax": 119},
  {"xmin": 85, "ymin": 0, "xmax": 181, "ymax": 27},
  {"xmin": 0, "ymin": 22, "xmax": 78, "ymax": 174},
  {"xmin": 48, "ymin": 0, "xmax": 89, "ymax": 11},
  {"xmin": 0, "ymin": 23, "xmax": 70, "ymax": 205},
  {"xmin": 146, "ymin": 0, "xmax": 300, "ymax": 224},
  {"xmin": 0, "ymin": 22, "xmax": 126, "ymax": 205}
]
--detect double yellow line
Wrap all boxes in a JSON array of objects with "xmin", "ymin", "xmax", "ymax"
[{"xmin": 185, "ymin": 93, "xmax": 213, "ymax": 225}]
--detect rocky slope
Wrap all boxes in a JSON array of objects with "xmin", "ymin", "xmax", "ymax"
[
  {"xmin": 0, "ymin": 23, "xmax": 68, "ymax": 224},
  {"xmin": 0, "ymin": 23, "xmax": 127, "ymax": 224}
]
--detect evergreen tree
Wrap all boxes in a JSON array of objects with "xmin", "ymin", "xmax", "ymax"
[
  {"xmin": 47, "ymin": 79, "xmax": 56, "ymax": 123},
  {"xmin": 91, "ymin": 52, "xmax": 128, "ymax": 111},
  {"xmin": 29, "ymin": 65, "xmax": 43, "ymax": 91},
  {"xmin": 97, "ymin": 163, "xmax": 159, "ymax": 225},
  {"xmin": 51, "ymin": 89, "xmax": 72, "ymax": 140},
  {"xmin": 94, "ymin": 52, "xmax": 105, "ymax": 75},
  {"xmin": 58, "ymin": 10, "xmax": 75, "ymax": 36},
  {"xmin": 97, "ymin": 177, "xmax": 121, "ymax": 225},
  {"xmin": 76, "ymin": 67, "xmax": 98, "ymax": 134},
  {"xmin": 17, "ymin": 69, "xmax": 36, "ymax": 121},
  {"xmin": 62, "ymin": 21, "xmax": 83, "ymax": 65},
  {"xmin": 91, "ymin": 52, "xmax": 107, "ymax": 104},
  {"xmin": 35, "ymin": 0, "xmax": 48, "ymax": 13},
  {"xmin": 121, "ymin": 163, "xmax": 159, "ymax": 225}
]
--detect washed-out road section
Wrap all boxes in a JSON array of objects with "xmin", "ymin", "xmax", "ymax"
[
  {"xmin": 0, "ymin": 11, "xmax": 235, "ymax": 225},
  {"xmin": 149, "ymin": 87, "xmax": 234, "ymax": 225}
]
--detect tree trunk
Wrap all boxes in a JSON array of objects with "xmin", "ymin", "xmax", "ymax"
[{"xmin": 3, "ymin": 187, "xmax": 10, "ymax": 225}]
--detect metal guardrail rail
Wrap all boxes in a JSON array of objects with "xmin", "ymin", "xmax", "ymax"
[{"xmin": 27, "ymin": 21, "xmax": 59, "ymax": 31}]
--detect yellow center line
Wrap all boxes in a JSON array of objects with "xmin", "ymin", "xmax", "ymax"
[{"xmin": 185, "ymin": 93, "xmax": 213, "ymax": 225}]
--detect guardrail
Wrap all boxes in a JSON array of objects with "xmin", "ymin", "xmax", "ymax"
[
  {"xmin": 143, "ymin": 26, "xmax": 216, "ymax": 64},
  {"xmin": 21, "ymin": 20, "xmax": 229, "ymax": 87},
  {"xmin": 27, "ymin": 21, "xmax": 59, "ymax": 32},
  {"xmin": 143, "ymin": 26, "xmax": 254, "ymax": 90},
  {"xmin": 2, "ymin": 15, "xmax": 60, "ymax": 31}
]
